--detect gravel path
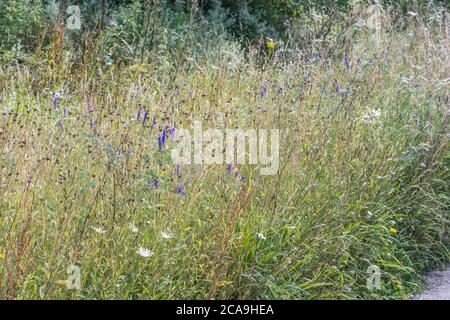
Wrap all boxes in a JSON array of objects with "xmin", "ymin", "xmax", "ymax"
[{"xmin": 413, "ymin": 264, "xmax": 450, "ymax": 300}]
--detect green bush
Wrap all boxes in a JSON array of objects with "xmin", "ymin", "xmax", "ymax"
[{"xmin": 0, "ymin": 0, "xmax": 45, "ymax": 51}]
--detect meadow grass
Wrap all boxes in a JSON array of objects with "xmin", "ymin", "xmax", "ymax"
[{"xmin": 0, "ymin": 14, "xmax": 449, "ymax": 299}]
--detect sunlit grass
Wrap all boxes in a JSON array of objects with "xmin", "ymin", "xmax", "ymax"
[{"xmin": 0, "ymin": 18, "xmax": 448, "ymax": 299}]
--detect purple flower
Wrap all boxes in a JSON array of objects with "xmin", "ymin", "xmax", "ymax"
[
  {"xmin": 177, "ymin": 183, "xmax": 186, "ymax": 195},
  {"xmin": 137, "ymin": 107, "xmax": 142, "ymax": 120},
  {"xmin": 445, "ymin": 96, "xmax": 449, "ymax": 104},
  {"xmin": 227, "ymin": 164, "xmax": 232, "ymax": 175},
  {"xmin": 175, "ymin": 165, "xmax": 180, "ymax": 176},
  {"xmin": 142, "ymin": 111, "xmax": 149, "ymax": 125},
  {"xmin": 158, "ymin": 133, "xmax": 163, "ymax": 150},
  {"xmin": 152, "ymin": 178, "xmax": 158, "ymax": 189},
  {"xmin": 151, "ymin": 116, "xmax": 156, "ymax": 130},
  {"xmin": 344, "ymin": 55, "xmax": 350, "ymax": 70},
  {"xmin": 260, "ymin": 84, "xmax": 268, "ymax": 97},
  {"xmin": 90, "ymin": 119, "xmax": 94, "ymax": 128},
  {"xmin": 335, "ymin": 81, "xmax": 340, "ymax": 94},
  {"xmin": 168, "ymin": 127, "xmax": 176, "ymax": 140},
  {"xmin": 63, "ymin": 108, "xmax": 68, "ymax": 118},
  {"xmin": 343, "ymin": 88, "xmax": 350, "ymax": 98},
  {"xmin": 53, "ymin": 92, "xmax": 59, "ymax": 110}
]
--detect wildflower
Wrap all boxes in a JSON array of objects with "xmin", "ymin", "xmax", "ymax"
[
  {"xmin": 91, "ymin": 226, "xmax": 106, "ymax": 234},
  {"xmin": 266, "ymin": 40, "xmax": 275, "ymax": 50},
  {"xmin": 0, "ymin": 252, "xmax": 4, "ymax": 261},
  {"xmin": 371, "ymin": 109, "xmax": 381, "ymax": 117},
  {"xmin": 175, "ymin": 165, "xmax": 180, "ymax": 176},
  {"xmin": 151, "ymin": 116, "xmax": 157, "ymax": 131},
  {"xmin": 129, "ymin": 223, "xmax": 139, "ymax": 233},
  {"xmin": 137, "ymin": 107, "xmax": 142, "ymax": 120},
  {"xmin": 142, "ymin": 111, "xmax": 149, "ymax": 125},
  {"xmin": 389, "ymin": 227, "xmax": 398, "ymax": 235},
  {"xmin": 256, "ymin": 232, "xmax": 266, "ymax": 240},
  {"xmin": 217, "ymin": 280, "xmax": 233, "ymax": 286},
  {"xmin": 226, "ymin": 164, "xmax": 232, "ymax": 175},
  {"xmin": 177, "ymin": 183, "xmax": 186, "ymax": 195},
  {"xmin": 168, "ymin": 127, "xmax": 176, "ymax": 140},
  {"xmin": 151, "ymin": 178, "xmax": 158, "ymax": 189},
  {"xmin": 334, "ymin": 80, "xmax": 340, "ymax": 94},
  {"xmin": 137, "ymin": 247, "xmax": 154, "ymax": 258},
  {"xmin": 161, "ymin": 231, "xmax": 173, "ymax": 239},
  {"xmin": 90, "ymin": 119, "xmax": 94, "ymax": 128},
  {"xmin": 260, "ymin": 84, "xmax": 268, "ymax": 97},
  {"xmin": 158, "ymin": 133, "xmax": 163, "ymax": 150},
  {"xmin": 343, "ymin": 88, "xmax": 350, "ymax": 98},
  {"xmin": 53, "ymin": 92, "xmax": 60, "ymax": 110},
  {"xmin": 344, "ymin": 55, "xmax": 350, "ymax": 70},
  {"xmin": 63, "ymin": 108, "xmax": 68, "ymax": 118}
]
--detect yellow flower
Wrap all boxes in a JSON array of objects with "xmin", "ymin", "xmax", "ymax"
[
  {"xmin": 217, "ymin": 280, "xmax": 233, "ymax": 287},
  {"xmin": 56, "ymin": 280, "xmax": 68, "ymax": 286},
  {"xmin": 266, "ymin": 40, "xmax": 275, "ymax": 50},
  {"xmin": 0, "ymin": 252, "xmax": 4, "ymax": 261},
  {"xmin": 389, "ymin": 227, "xmax": 397, "ymax": 234}
]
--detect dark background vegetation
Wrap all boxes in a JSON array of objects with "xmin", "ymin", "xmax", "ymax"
[{"xmin": 1, "ymin": 0, "xmax": 449, "ymax": 62}]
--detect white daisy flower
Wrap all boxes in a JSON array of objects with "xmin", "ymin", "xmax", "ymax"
[
  {"xmin": 91, "ymin": 226, "xmax": 106, "ymax": 234},
  {"xmin": 136, "ymin": 247, "xmax": 154, "ymax": 258},
  {"xmin": 256, "ymin": 232, "xmax": 266, "ymax": 240},
  {"xmin": 161, "ymin": 231, "xmax": 173, "ymax": 239},
  {"xmin": 370, "ymin": 109, "xmax": 381, "ymax": 117}
]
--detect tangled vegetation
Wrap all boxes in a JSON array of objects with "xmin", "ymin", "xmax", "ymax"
[{"xmin": 0, "ymin": 0, "xmax": 448, "ymax": 299}]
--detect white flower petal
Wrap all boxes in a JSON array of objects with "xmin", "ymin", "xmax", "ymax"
[
  {"xmin": 91, "ymin": 226, "xmax": 106, "ymax": 234},
  {"xmin": 256, "ymin": 232, "xmax": 266, "ymax": 240},
  {"xmin": 161, "ymin": 231, "xmax": 173, "ymax": 239},
  {"xmin": 136, "ymin": 247, "xmax": 154, "ymax": 258}
]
